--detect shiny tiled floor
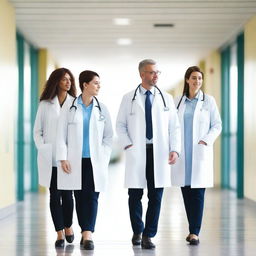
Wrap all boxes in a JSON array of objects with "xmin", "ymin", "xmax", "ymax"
[{"xmin": 1, "ymin": 162, "xmax": 256, "ymax": 255}]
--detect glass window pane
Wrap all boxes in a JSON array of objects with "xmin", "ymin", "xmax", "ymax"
[
  {"xmin": 229, "ymin": 43, "xmax": 238, "ymax": 190},
  {"xmin": 24, "ymin": 41, "xmax": 31, "ymax": 192}
]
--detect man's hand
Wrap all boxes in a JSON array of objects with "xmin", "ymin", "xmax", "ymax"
[
  {"xmin": 168, "ymin": 151, "xmax": 178, "ymax": 165},
  {"xmin": 61, "ymin": 160, "xmax": 71, "ymax": 174},
  {"xmin": 124, "ymin": 144, "xmax": 133, "ymax": 150}
]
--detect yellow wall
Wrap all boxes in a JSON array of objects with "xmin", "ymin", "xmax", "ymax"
[
  {"xmin": 38, "ymin": 49, "xmax": 57, "ymax": 192},
  {"xmin": 0, "ymin": 0, "xmax": 16, "ymax": 208},
  {"xmin": 38, "ymin": 49, "xmax": 57, "ymax": 95},
  {"xmin": 203, "ymin": 51, "xmax": 221, "ymax": 186},
  {"xmin": 244, "ymin": 16, "xmax": 256, "ymax": 201}
]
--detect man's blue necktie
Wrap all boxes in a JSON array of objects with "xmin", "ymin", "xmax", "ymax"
[{"xmin": 145, "ymin": 90, "xmax": 153, "ymax": 140}]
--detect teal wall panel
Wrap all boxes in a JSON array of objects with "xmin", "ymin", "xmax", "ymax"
[
  {"xmin": 16, "ymin": 33, "xmax": 39, "ymax": 199},
  {"xmin": 236, "ymin": 33, "xmax": 244, "ymax": 198},
  {"xmin": 30, "ymin": 46, "xmax": 39, "ymax": 192},
  {"xmin": 16, "ymin": 32, "xmax": 24, "ymax": 201},
  {"xmin": 221, "ymin": 47, "xmax": 231, "ymax": 189}
]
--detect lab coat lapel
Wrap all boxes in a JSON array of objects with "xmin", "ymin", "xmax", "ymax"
[
  {"xmin": 193, "ymin": 90, "xmax": 204, "ymax": 120},
  {"xmin": 90, "ymin": 98, "xmax": 101, "ymax": 136},
  {"xmin": 50, "ymin": 94, "xmax": 72, "ymax": 114},
  {"xmin": 91, "ymin": 98, "xmax": 98, "ymax": 125},
  {"xmin": 193, "ymin": 90, "xmax": 204, "ymax": 142},
  {"xmin": 63, "ymin": 94, "xmax": 71, "ymax": 107},
  {"xmin": 177, "ymin": 95, "xmax": 186, "ymax": 120},
  {"xmin": 134, "ymin": 87, "xmax": 145, "ymax": 113},
  {"xmin": 50, "ymin": 96, "xmax": 61, "ymax": 115},
  {"xmin": 89, "ymin": 98, "xmax": 103, "ymax": 160},
  {"xmin": 152, "ymin": 88, "xmax": 160, "ymax": 111}
]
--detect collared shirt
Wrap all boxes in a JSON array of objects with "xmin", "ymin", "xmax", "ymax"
[
  {"xmin": 77, "ymin": 95, "xmax": 93, "ymax": 158},
  {"xmin": 139, "ymin": 85, "xmax": 155, "ymax": 144},
  {"xmin": 184, "ymin": 93, "xmax": 199, "ymax": 185}
]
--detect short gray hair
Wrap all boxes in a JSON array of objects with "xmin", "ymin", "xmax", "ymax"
[{"xmin": 138, "ymin": 59, "xmax": 156, "ymax": 72}]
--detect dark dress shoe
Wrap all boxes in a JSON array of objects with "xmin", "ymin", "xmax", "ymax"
[
  {"xmin": 83, "ymin": 240, "xmax": 94, "ymax": 250},
  {"xmin": 80, "ymin": 237, "xmax": 83, "ymax": 245},
  {"xmin": 141, "ymin": 236, "xmax": 155, "ymax": 249},
  {"xmin": 65, "ymin": 234, "xmax": 74, "ymax": 243},
  {"xmin": 55, "ymin": 239, "xmax": 65, "ymax": 248},
  {"xmin": 186, "ymin": 235, "xmax": 191, "ymax": 242},
  {"xmin": 132, "ymin": 234, "xmax": 142, "ymax": 245},
  {"xmin": 189, "ymin": 238, "xmax": 200, "ymax": 245}
]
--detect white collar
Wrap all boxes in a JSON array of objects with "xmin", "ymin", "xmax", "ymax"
[{"xmin": 139, "ymin": 85, "xmax": 155, "ymax": 95}]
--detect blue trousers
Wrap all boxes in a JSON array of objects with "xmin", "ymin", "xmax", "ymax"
[
  {"xmin": 74, "ymin": 158, "xmax": 99, "ymax": 232},
  {"xmin": 181, "ymin": 186, "xmax": 205, "ymax": 235},
  {"xmin": 128, "ymin": 146, "xmax": 164, "ymax": 238},
  {"xmin": 49, "ymin": 167, "xmax": 74, "ymax": 231}
]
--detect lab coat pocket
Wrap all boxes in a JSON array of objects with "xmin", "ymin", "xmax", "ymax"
[
  {"xmin": 37, "ymin": 143, "xmax": 52, "ymax": 187},
  {"xmin": 57, "ymin": 147, "xmax": 81, "ymax": 190},
  {"xmin": 102, "ymin": 144, "xmax": 112, "ymax": 165},
  {"xmin": 125, "ymin": 146, "xmax": 136, "ymax": 162},
  {"xmin": 195, "ymin": 144, "xmax": 212, "ymax": 161},
  {"xmin": 199, "ymin": 109, "xmax": 210, "ymax": 120}
]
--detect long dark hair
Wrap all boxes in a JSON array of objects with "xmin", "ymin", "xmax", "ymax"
[
  {"xmin": 40, "ymin": 68, "xmax": 76, "ymax": 101},
  {"xmin": 182, "ymin": 66, "xmax": 204, "ymax": 97}
]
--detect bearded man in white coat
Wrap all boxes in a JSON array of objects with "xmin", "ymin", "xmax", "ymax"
[{"xmin": 116, "ymin": 59, "xmax": 181, "ymax": 249}]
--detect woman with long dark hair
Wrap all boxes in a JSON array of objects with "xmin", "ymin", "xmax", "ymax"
[
  {"xmin": 34, "ymin": 68, "xmax": 76, "ymax": 247},
  {"xmin": 172, "ymin": 66, "xmax": 222, "ymax": 245}
]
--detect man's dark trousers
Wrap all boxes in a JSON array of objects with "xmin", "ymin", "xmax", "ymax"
[{"xmin": 128, "ymin": 145, "xmax": 164, "ymax": 237}]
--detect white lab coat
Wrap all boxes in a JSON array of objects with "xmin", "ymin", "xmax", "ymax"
[
  {"xmin": 116, "ymin": 87, "xmax": 181, "ymax": 188},
  {"xmin": 33, "ymin": 95, "xmax": 74, "ymax": 187},
  {"xmin": 56, "ymin": 97, "xmax": 113, "ymax": 192},
  {"xmin": 171, "ymin": 90, "xmax": 222, "ymax": 188}
]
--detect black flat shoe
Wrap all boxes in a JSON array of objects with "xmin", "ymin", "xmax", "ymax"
[
  {"xmin": 189, "ymin": 238, "xmax": 200, "ymax": 245},
  {"xmin": 65, "ymin": 234, "xmax": 74, "ymax": 243},
  {"xmin": 132, "ymin": 233, "xmax": 142, "ymax": 245},
  {"xmin": 141, "ymin": 236, "xmax": 155, "ymax": 249},
  {"xmin": 80, "ymin": 237, "xmax": 83, "ymax": 245},
  {"xmin": 83, "ymin": 240, "xmax": 94, "ymax": 250},
  {"xmin": 55, "ymin": 239, "xmax": 65, "ymax": 248}
]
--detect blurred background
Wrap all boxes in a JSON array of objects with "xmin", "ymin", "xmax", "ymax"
[{"xmin": 0, "ymin": 0, "xmax": 256, "ymax": 254}]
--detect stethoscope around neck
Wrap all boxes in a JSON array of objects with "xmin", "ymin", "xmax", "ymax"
[
  {"xmin": 130, "ymin": 84, "xmax": 169, "ymax": 115},
  {"xmin": 69, "ymin": 95, "xmax": 105, "ymax": 121},
  {"xmin": 176, "ymin": 92, "xmax": 205, "ymax": 110}
]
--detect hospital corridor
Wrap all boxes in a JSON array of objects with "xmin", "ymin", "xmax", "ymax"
[{"xmin": 1, "ymin": 0, "xmax": 256, "ymax": 255}]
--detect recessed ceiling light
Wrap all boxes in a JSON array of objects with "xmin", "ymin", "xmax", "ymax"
[
  {"xmin": 113, "ymin": 18, "xmax": 130, "ymax": 26},
  {"xmin": 117, "ymin": 38, "xmax": 132, "ymax": 45},
  {"xmin": 154, "ymin": 23, "xmax": 174, "ymax": 28}
]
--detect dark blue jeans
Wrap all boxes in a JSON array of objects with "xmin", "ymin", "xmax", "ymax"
[
  {"xmin": 128, "ymin": 146, "xmax": 164, "ymax": 238},
  {"xmin": 74, "ymin": 158, "xmax": 99, "ymax": 232},
  {"xmin": 49, "ymin": 167, "xmax": 74, "ymax": 231},
  {"xmin": 181, "ymin": 186, "xmax": 206, "ymax": 235}
]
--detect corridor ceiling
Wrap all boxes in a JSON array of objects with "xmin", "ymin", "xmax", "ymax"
[{"xmin": 9, "ymin": 0, "xmax": 256, "ymax": 88}]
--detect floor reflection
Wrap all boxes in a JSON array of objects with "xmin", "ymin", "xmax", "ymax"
[{"xmin": 0, "ymin": 162, "xmax": 255, "ymax": 255}]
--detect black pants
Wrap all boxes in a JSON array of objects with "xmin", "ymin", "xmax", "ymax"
[
  {"xmin": 128, "ymin": 146, "xmax": 164, "ymax": 238},
  {"xmin": 181, "ymin": 186, "xmax": 206, "ymax": 236},
  {"xmin": 74, "ymin": 158, "xmax": 99, "ymax": 232},
  {"xmin": 49, "ymin": 167, "xmax": 74, "ymax": 232}
]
